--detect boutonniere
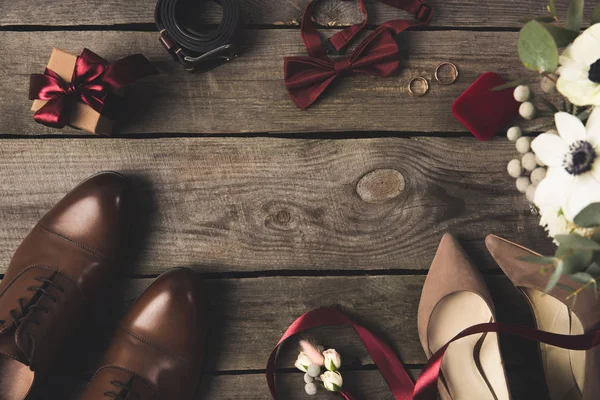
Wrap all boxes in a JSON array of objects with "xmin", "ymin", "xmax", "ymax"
[{"xmin": 294, "ymin": 340, "xmax": 343, "ymax": 395}]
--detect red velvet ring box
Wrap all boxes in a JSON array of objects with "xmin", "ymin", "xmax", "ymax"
[{"xmin": 452, "ymin": 72, "xmax": 520, "ymax": 141}]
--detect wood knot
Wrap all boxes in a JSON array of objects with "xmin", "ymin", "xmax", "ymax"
[
  {"xmin": 356, "ymin": 169, "xmax": 405, "ymax": 204},
  {"xmin": 275, "ymin": 210, "xmax": 292, "ymax": 224}
]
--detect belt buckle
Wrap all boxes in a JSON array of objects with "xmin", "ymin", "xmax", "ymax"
[{"xmin": 182, "ymin": 44, "xmax": 239, "ymax": 72}]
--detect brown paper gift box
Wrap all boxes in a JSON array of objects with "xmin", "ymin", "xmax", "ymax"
[{"xmin": 31, "ymin": 48, "xmax": 116, "ymax": 135}]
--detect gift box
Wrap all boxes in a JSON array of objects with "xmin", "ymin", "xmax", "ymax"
[
  {"xmin": 30, "ymin": 48, "xmax": 158, "ymax": 135},
  {"xmin": 451, "ymin": 72, "xmax": 520, "ymax": 141}
]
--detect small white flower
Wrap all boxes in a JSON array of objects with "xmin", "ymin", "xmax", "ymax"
[
  {"xmin": 538, "ymin": 203, "xmax": 595, "ymax": 240},
  {"xmin": 322, "ymin": 349, "xmax": 342, "ymax": 371},
  {"xmin": 557, "ymin": 24, "xmax": 600, "ymax": 106},
  {"xmin": 531, "ymin": 110, "xmax": 600, "ymax": 221},
  {"xmin": 321, "ymin": 371, "xmax": 343, "ymax": 392},
  {"xmin": 295, "ymin": 352, "xmax": 312, "ymax": 373}
]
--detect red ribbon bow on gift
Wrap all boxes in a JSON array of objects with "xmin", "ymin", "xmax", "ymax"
[
  {"xmin": 29, "ymin": 48, "xmax": 158, "ymax": 128},
  {"xmin": 284, "ymin": 0, "xmax": 433, "ymax": 109}
]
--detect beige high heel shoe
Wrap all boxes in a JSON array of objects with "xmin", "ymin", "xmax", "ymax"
[
  {"xmin": 418, "ymin": 233, "xmax": 511, "ymax": 400},
  {"xmin": 486, "ymin": 235, "xmax": 600, "ymax": 400}
]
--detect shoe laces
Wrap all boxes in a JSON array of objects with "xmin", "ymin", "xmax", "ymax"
[
  {"xmin": 0, "ymin": 275, "xmax": 65, "ymax": 368},
  {"xmin": 104, "ymin": 376, "xmax": 140, "ymax": 399}
]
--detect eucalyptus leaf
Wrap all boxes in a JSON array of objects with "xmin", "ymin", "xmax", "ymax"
[
  {"xmin": 570, "ymin": 271, "xmax": 596, "ymax": 285},
  {"xmin": 577, "ymin": 108, "xmax": 592, "ymax": 122},
  {"xmin": 555, "ymin": 245, "xmax": 594, "ymax": 273},
  {"xmin": 518, "ymin": 255, "xmax": 556, "ymax": 264},
  {"xmin": 593, "ymin": 3, "xmax": 600, "ymax": 24},
  {"xmin": 519, "ymin": 16, "xmax": 560, "ymax": 23},
  {"xmin": 541, "ymin": 23, "xmax": 579, "ymax": 47},
  {"xmin": 537, "ymin": 96, "xmax": 559, "ymax": 113},
  {"xmin": 564, "ymin": 99, "xmax": 574, "ymax": 113},
  {"xmin": 587, "ymin": 262, "xmax": 600, "ymax": 276},
  {"xmin": 548, "ymin": 0, "xmax": 557, "ymax": 17},
  {"xmin": 556, "ymin": 282, "xmax": 576, "ymax": 292},
  {"xmin": 545, "ymin": 261, "xmax": 564, "ymax": 292},
  {"xmin": 573, "ymin": 203, "xmax": 600, "ymax": 227},
  {"xmin": 566, "ymin": 0, "xmax": 584, "ymax": 31},
  {"xmin": 518, "ymin": 21, "xmax": 559, "ymax": 73},
  {"xmin": 555, "ymin": 233, "xmax": 600, "ymax": 250},
  {"xmin": 492, "ymin": 76, "xmax": 534, "ymax": 91}
]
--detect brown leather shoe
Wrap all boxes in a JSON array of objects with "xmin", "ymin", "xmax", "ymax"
[
  {"xmin": 80, "ymin": 268, "xmax": 206, "ymax": 400},
  {"xmin": 0, "ymin": 172, "xmax": 133, "ymax": 400}
]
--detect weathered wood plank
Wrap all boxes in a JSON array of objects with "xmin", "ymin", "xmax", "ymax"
[
  {"xmin": 1, "ymin": 0, "xmax": 593, "ymax": 28},
  {"xmin": 32, "ymin": 367, "xmax": 545, "ymax": 400},
  {"xmin": 0, "ymin": 30, "xmax": 552, "ymax": 135},
  {"xmin": 32, "ymin": 370, "xmax": 423, "ymax": 399},
  {"xmin": 52, "ymin": 276, "xmax": 543, "ymax": 372},
  {"xmin": 0, "ymin": 137, "xmax": 552, "ymax": 274}
]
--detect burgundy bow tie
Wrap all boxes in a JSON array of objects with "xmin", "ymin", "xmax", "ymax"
[
  {"xmin": 284, "ymin": 0, "xmax": 432, "ymax": 109},
  {"xmin": 285, "ymin": 26, "xmax": 403, "ymax": 110}
]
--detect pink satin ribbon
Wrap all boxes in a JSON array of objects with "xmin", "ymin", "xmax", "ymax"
[{"xmin": 266, "ymin": 307, "xmax": 600, "ymax": 400}]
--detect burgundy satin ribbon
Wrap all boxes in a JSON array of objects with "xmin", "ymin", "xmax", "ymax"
[
  {"xmin": 266, "ymin": 307, "xmax": 416, "ymax": 399},
  {"xmin": 284, "ymin": 0, "xmax": 432, "ymax": 109},
  {"xmin": 29, "ymin": 49, "xmax": 158, "ymax": 128},
  {"xmin": 413, "ymin": 322, "xmax": 600, "ymax": 400},
  {"xmin": 266, "ymin": 307, "xmax": 600, "ymax": 400}
]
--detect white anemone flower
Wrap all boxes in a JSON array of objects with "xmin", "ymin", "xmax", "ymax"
[
  {"xmin": 557, "ymin": 24, "xmax": 600, "ymax": 106},
  {"xmin": 531, "ymin": 110, "xmax": 600, "ymax": 222}
]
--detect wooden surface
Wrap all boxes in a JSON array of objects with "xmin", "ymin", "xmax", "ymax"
[
  {"xmin": 0, "ymin": 0, "xmax": 563, "ymax": 398},
  {"xmin": 0, "ymin": 138, "xmax": 552, "ymax": 274},
  {"xmin": 2, "ymin": 30, "xmax": 554, "ymax": 135},
  {"xmin": 31, "ymin": 276, "xmax": 548, "ymax": 399},
  {"xmin": 1, "ymin": 0, "xmax": 597, "ymax": 28}
]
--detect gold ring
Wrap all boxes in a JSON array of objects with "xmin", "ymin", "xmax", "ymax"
[
  {"xmin": 408, "ymin": 77, "xmax": 429, "ymax": 96},
  {"xmin": 435, "ymin": 62, "xmax": 458, "ymax": 85}
]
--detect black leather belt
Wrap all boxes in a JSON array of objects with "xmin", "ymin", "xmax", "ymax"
[{"xmin": 155, "ymin": 0, "xmax": 241, "ymax": 72}]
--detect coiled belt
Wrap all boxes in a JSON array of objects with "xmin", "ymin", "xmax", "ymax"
[{"xmin": 155, "ymin": 0, "xmax": 241, "ymax": 72}]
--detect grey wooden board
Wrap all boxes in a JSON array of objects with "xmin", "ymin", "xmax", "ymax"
[
  {"xmin": 32, "ymin": 370, "xmax": 422, "ymax": 399},
  {"xmin": 0, "ymin": 30, "xmax": 556, "ymax": 135},
  {"xmin": 1, "ymin": 0, "xmax": 594, "ymax": 28},
  {"xmin": 32, "ymin": 367, "xmax": 546, "ymax": 400},
  {"xmin": 0, "ymin": 137, "xmax": 552, "ymax": 274},
  {"xmin": 80, "ymin": 276, "xmax": 540, "ymax": 370}
]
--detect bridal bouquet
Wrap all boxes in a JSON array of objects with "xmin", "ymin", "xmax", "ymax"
[{"xmin": 503, "ymin": 0, "xmax": 600, "ymax": 301}]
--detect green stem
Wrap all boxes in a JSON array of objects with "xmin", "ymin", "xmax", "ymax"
[{"xmin": 565, "ymin": 275, "xmax": 600, "ymax": 301}]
